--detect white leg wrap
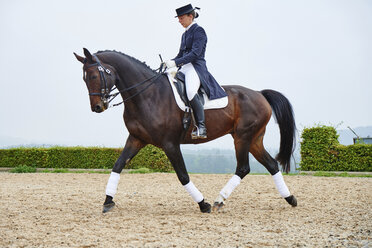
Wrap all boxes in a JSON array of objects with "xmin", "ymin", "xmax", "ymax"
[
  {"xmin": 219, "ymin": 175, "xmax": 242, "ymax": 200},
  {"xmin": 272, "ymin": 171, "xmax": 290, "ymax": 198},
  {"xmin": 105, "ymin": 172, "xmax": 120, "ymax": 197},
  {"xmin": 183, "ymin": 181, "xmax": 204, "ymax": 203}
]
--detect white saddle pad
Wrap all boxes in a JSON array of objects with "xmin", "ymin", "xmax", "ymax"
[{"xmin": 166, "ymin": 72, "xmax": 228, "ymax": 112}]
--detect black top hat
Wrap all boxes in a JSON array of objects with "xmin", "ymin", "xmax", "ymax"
[{"xmin": 175, "ymin": 4, "xmax": 200, "ymax": 18}]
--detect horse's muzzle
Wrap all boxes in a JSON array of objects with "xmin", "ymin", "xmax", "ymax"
[{"xmin": 92, "ymin": 102, "xmax": 106, "ymax": 113}]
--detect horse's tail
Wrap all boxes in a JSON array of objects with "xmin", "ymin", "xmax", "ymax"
[{"xmin": 261, "ymin": 89, "xmax": 296, "ymax": 173}]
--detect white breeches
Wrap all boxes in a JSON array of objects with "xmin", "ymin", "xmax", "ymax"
[{"xmin": 179, "ymin": 63, "xmax": 201, "ymax": 101}]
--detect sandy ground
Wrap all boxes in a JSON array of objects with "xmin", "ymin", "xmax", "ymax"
[{"xmin": 0, "ymin": 173, "xmax": 371, "ymax": 247}]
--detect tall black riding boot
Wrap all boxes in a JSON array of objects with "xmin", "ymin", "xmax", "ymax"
[{"xmin": 190, "ymin": 94, "xmax": 207, "ymax": 139}]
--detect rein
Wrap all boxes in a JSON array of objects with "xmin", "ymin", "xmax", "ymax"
[
  {"xmin": 109, "ymin": 69, "xmax": 164, "ymax": 107},
  {"xmin": 84, "ymin": 55, "xmax": 166, "ymax": 108}
]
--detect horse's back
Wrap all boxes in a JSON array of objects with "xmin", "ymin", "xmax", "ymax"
[
  {"xmin": 222, "ymin": 85, "xmax": 272, "ymax": 128},
  {"xmin": 222, "ymin": 85, "xmax": 261, "ymax": 100},
  {"xmin": 222, "ymin": 85, "xmax": 271, "ymax": 112}
]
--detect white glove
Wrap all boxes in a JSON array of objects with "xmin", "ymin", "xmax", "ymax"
[{"xmin": 164, "ymin": 60, "xmax": 176, "ymax": 69}]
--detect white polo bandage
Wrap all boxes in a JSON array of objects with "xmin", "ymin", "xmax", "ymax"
[
  {"xmin": 272, "ymin": 171, "xmax": 290, "ymax": 198},
  {"xmin": 219, "ymin": 175, "xmax": 241, "ymax": 200},
  {"xmin": 183, "ymin": 181, "xmax": 204, "ymax": 203},
  {"xmin": 105, "ymin": 172, "xmax": 120, "ymax": 197}
]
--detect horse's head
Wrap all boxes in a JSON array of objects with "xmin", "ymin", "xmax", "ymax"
[{"xmin": 74, "ymin": 48, "xmax": 117, "ymax": 113}]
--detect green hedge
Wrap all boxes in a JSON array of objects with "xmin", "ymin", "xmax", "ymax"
[
  {"xmin": 0, "ymin": 145, "xmax": 173, "ymax": 172},
  {"xmin": 127, "ymin": 144, "xmax": 173, "ymax": 172},
  {"xmin": 300, "ymin": 125, "xmax": 372, "ymax": 171}
]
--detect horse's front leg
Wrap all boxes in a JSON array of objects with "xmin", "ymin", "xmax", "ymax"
[
  {"xmin": 103, "ymin": 135, "xmax": 145, "ymax": 213},
  {"xmin": 163, "ymin": 143, "xmax": 211, "ymax": 213}
]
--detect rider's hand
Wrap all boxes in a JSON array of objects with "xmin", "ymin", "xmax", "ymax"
[{"xmin": 164, "ymin": 60, "xmax": 176, "ymax": 69}]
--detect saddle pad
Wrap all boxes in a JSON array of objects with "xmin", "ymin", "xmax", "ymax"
[{"xmin": 166, "ymin": 73, "xmax": 228, "ymax": 112}]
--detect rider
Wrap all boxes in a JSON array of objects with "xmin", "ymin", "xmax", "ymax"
[{"xmin": 164, "ymin": 4, "xmax": 227, "ymax": 139}]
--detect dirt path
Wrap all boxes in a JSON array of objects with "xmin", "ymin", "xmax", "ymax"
[{"xmin": 0, "ymin": 173, "xmax": 371, "ymax": 247}]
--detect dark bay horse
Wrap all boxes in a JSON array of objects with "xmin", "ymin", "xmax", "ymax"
[{"xmin": 74, "ymin": 48, "xmax": 297, "ymax": 213}]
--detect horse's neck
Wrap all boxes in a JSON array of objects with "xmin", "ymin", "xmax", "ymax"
[
  {"xmin": 115, "ymin": 64, "xmax": 165, "ymax": 111},
  {"xmin": 98, "ymin": 52, "xmax": 171, "ymax": 113}
]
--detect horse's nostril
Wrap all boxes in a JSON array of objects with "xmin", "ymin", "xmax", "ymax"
[{"xmin": 94, "ymin": 105, "xmax": 102, "ymax": 112}]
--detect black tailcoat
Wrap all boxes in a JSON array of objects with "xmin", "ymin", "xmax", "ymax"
[{"xmin": 174, "ymin": 23, "xmax": 227, "ymax": 100}]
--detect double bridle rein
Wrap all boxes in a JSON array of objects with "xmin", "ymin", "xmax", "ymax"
[{"xmin": 84, "ymin": 54, "xmax": 165, "ymax": 108}]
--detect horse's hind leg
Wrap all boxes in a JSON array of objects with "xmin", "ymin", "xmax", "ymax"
[
  {"xmin": 250, "ymin": 135, "xmax": 297, "ymax": 207},
  {"xmin": 213, "ymin": 137, "xmax": 251, "ymax": 211},
  {"xmin": 162, "ymin": 142, "xmax": 211, "ymax": 213}
]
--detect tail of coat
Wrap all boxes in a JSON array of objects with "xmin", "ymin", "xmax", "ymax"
[{"xmin": 261, "ymin": 89, "xmax": 296, "ymax": 173}]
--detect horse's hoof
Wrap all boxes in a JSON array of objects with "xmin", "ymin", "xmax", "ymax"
[
  {"xmin": 102, "ymin": 202, "xmax": 115, "ymax": 213},
  {"xmin": 198, "ymin": 200, "xmax": 211, "ymax": 213},
  {"xmin": 212, "ymin": 202, "xmax": 225, "ymax": 212},
  {"xmin": 285, "ymin": 195, "xmax": 297, "ymax": 207}
]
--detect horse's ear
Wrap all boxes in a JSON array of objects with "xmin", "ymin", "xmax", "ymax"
[
  {"xmin": 83, "ymin": 48, "xmax": 94, "ymax": 63},
  {"xmin": 74, "ymin": 52, "xmax": 85, "ymax": 64}
]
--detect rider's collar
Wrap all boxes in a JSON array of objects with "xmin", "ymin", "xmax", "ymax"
[{"xmin": 185, "ymin": 21, "xmax": 196, "ymax": 32}]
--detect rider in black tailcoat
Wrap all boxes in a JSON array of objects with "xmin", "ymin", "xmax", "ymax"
[{"xmin": 165, "ymin": 4, "xmax": 227, "ymax": 139}]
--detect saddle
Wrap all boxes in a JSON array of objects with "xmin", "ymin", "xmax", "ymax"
[
  {"xmin": 173, "ymin": 71, "xmax": 205, "ymax": 131},
  {"xmin": 167, "ymin": 71, "xmax": 228, "ymax": 131}
]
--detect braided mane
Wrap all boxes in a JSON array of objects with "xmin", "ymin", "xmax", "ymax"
[{"xmin": 96, "ymin": 50, "xmax": 158, "ymax": 73}]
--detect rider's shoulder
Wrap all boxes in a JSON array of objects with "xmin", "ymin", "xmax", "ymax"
[{"xmin": 193, "ymin": 24, "xmax": 206, "ymax": 35}]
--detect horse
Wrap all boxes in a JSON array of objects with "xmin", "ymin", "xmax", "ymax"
[{"xmin": 74, "ymin": 48, "xmax": 298, "ymax": 213}]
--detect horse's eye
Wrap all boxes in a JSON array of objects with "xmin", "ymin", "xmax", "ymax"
[{"xmin": 90, "ymin": 75, "xmax": 98, "ymax": 80}]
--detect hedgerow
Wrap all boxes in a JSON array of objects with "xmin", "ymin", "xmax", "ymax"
[
  {"xmin": 0, "ymin": 145, "xmax": 173, "ymax": 172},
  {"xmin": 300, "ymin": 125, "xmax": 372, "ymax": 171}
]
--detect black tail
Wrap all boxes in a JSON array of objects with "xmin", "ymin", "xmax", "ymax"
[{"xmin": 261, "ymin": 89, "xmax": 296, "ymax": 173}]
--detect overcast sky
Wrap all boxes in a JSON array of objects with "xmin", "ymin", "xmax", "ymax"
[{"xmin": 0, "ymin": 0, "xmax": 371, "ymax": 149}]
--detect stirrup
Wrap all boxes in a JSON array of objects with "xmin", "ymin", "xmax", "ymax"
[{"xmin": 191, "ymin": 126, "xmax": 207, "ymax": 139}]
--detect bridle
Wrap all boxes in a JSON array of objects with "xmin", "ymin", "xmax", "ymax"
[
  {"xmin": 83, "ymin": 54, "xmax": 166, "ymax": 108},
  {"xmin": 83, "ymin": 55, "xmax": 114, "ymax": 108}
]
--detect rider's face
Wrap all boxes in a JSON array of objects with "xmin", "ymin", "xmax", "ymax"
[{"xmin": 178, "ymin": 14, "xmax": 193, "ymax": 28}]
